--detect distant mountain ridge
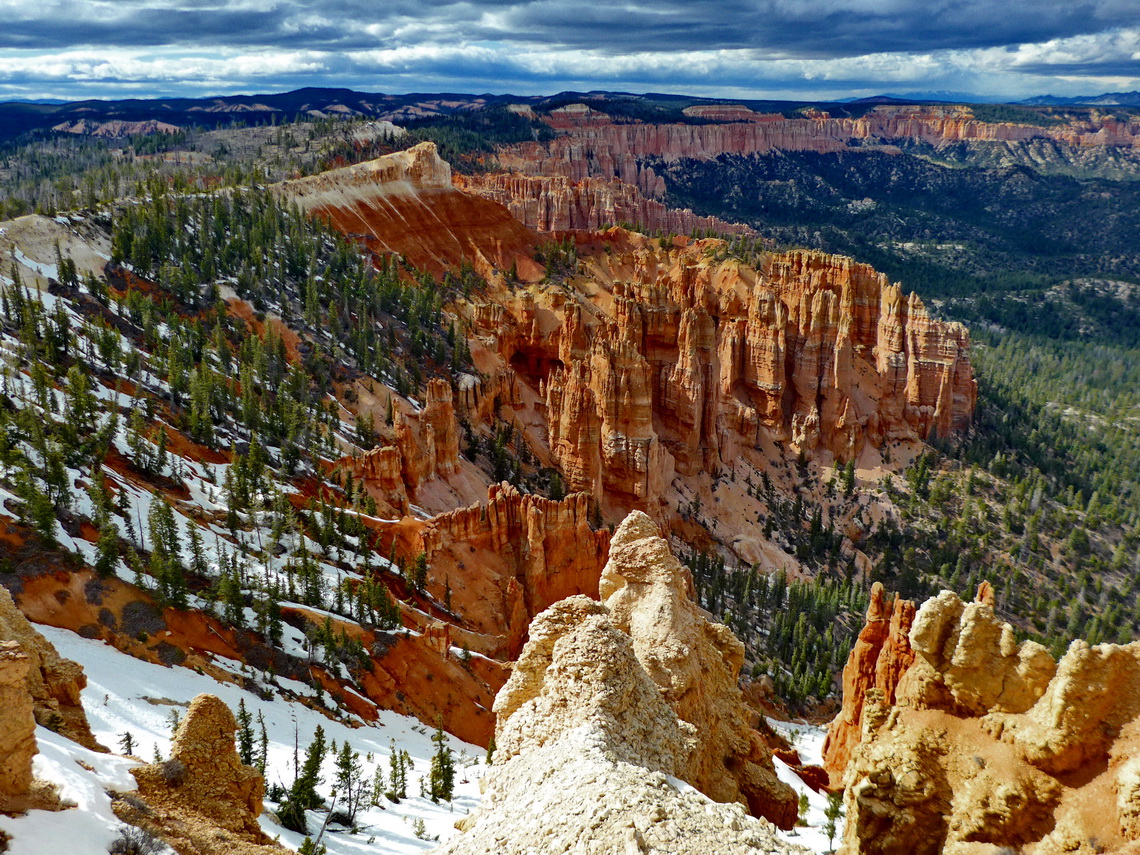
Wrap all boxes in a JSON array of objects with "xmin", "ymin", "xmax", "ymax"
[
  {"xmin": 1017, "ymin": 91, "xmax": 1140, "ymax": 106},
  {"xmin": 3, "ymin": 85, "xmax": 1139, "ymax": 143}
]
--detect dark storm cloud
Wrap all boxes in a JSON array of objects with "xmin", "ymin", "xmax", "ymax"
[
  {"xmin": 4, "ymin": 0, "xmax": 1138, "ymax": 57},
  {"xmin": 1, "ymin": 0, "xmax": 1138, "ymax": 100},
  {"xmin": 490, "ymin": 0, "xmax": 1138, "ymax": 56}
]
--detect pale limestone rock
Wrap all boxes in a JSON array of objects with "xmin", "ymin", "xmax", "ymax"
[
  {"xmin": 434, "ymin": 588, "xmax": 804, "ymax": 855},
  {"xmin": 837, "ymin": 588, "xmax": 1140, "ymax": 854},
  {"xmin": 1010, "ymin": 639, "xmax": 1140, "ymax": 775},
  {"xmin": 1117, "ymin": 758, "xmax": 1140, "ymax": 840},
  {"xmin": 898, "ymin": 589, "xmax": 1054, "ymax": 716},
  {"xmin": 600, "ymin": 511, "xmax": 798, "ymax": 827},
  {"xmin": 0, "ymin": 641, "xmax": 35, "ymax": 804}
]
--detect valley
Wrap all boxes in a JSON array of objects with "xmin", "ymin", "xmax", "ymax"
[{"xmin": 0, "ymin": 87, "xmax": 1137, "ymax": 854}]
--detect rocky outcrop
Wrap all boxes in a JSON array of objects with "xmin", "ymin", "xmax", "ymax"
[
  {"xmin": 417, "ymin": 483, "xmax": 610, "ymax": 657},
  {"xmin": 53, "ymin": 119, "xmax": 182, "ymax": 138},
  {"xmin": 433, "ymin": 587, "xmax": 804, "ymax": 855},
  {"xmin": 347, "ymin": 445, "xmax": 410, "ymax": 516},
  {"xmin": 838, "ymin": 586, "xmax": 1140, "ymax": 854},
  {"xmin": 278, "ymin": 141, "xmax": 537, "ymax": 275},
  {"xmin": 456, "ymin": 172, "xmax": 754, "ymax": 236},
  {"xmin": 0, "ymin": 638, "xmax": 67, "ymax": 815},
  {"xmin": 128, "ymin": 694, "xmax": 280, "ymax": 854},
  {"xmin": 822, "ymin": 583, "xmax": 915, "ymax": 781},
  {"xmin": 498, "ymin": 105, "xmax": 1140, "ymax": 193},
  {"xmin": 394, "ymin": 378, "xmax": 461, "ymax": 492},
  {"xmin": 0, "ymin": 584, "xmax": 100, "ymax": 751},
  {"xmin": 0, "ymin": 642, "xmax": 36, "ymax": 809},
  {"xmin": 600, "ymin": 511, "xmax": 799, "ymax": 827},
  {"xmin": 898, "ymin": 587, "xmax": 1056, "ymax": 717},
  {"xmin": 480, "ymin": 232, "xmax": 975, "ymax": 517}
]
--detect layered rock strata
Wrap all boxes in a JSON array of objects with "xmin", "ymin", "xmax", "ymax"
[
  {"xmin": 478, "ymin": 232, "xmax": 975, "ymax": 516},
  {"xmin": 433, "ymin": 513, "xmax": 803, "ymax": 855},
  {"xmin": 499, "ymin": 104, "xmax": 1140, "ymax": 192},
  {"xmin": 456, "ymin": 171, "xmax": 754, "ymax": 236},
  {"xmin": 416, "ymin": 483, "xmax": 610, "ymax": 658},
  {"xmin": 347, "ymin": 444, "xmax": 410, "ymax": 516},
  {"xmin": 838, "ymin": 586, "xmax": 1140, "ymax": 854},
  {"xmin": 395, "ymin": 378, "xmax": 461, "ymax": 491},
  {"xmin": 278, "ymin": 141, "xmax": 537, "ymax": 275}
]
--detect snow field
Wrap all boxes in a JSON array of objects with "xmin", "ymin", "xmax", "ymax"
[{"xmin": 0, "ymin": 625, "xmax": 485, "ymax": 855}]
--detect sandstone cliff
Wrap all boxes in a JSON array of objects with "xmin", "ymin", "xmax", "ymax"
[
  {"xmin": 476, "ymin": 231, "xmax": 975, "ymax": 517},
  {"xmin": 395, "ymin": 378, "xmax": 461, "ymax": 492},
  {"xmin": 126, "ymin": 693, "xmax": 281, "ymax": 855},
  {"xmin": 0, "ymin": 641, "xmax": 37, "ymax": 812},
  {"xmin": 498, "ymin": 104, "xmax": 1140, "ymax": 193},
  {"xmin": 415, "ymin": 482, "xmax": 610, "ymax": 658},
  {"xmin": 0, "ymin": 584, "xmax": 100, "ymax": 751},
  {"xmin": 837, "ymin": 586, "xmax": 1140, "ymax": 854},
  {"xmin": 456, "ymin": 171, "xmax": 754, "ymax": 236},
  {"xmin": 432, "ymin": 515, "xmax": 804, "ymax": 854},
  {"xmin": 278, "ymin": 141, "xmax": 537, "ymax": 275},
  {"xmin": 822, "ymin": 582, "xmax": 915, "ymax": 781},
  {"xmin": 346, "ymin": 444, "xmax": 410, "ymax": 517}
]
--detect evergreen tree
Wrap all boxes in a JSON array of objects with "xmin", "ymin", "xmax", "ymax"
[
  {"xmin": 824, "ymin": 791, "xmax": 844, "ymax": 851},
  {"xmin": 333, "ymin": 741, "xmax": 366, "ymax": 825},
  {"xmin": 256, "ymin": 711, "xmax": 269, "ymax": 775},
  {"xmin": 236, "ymin": 699, "xmax": 255, "ymax": 766},
  {"xmin": 279, "ymin": 725, "xmax": 326, "ymax": 833},
  {"xmin": 428, "ymin": 719, "xmax": 455, "ymax": 803}
]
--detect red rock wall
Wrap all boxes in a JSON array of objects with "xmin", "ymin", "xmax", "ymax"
[
  {"xmin": 498, "ymin": 105, "xmax": 1140, "ymax": 193},
  {"xmin": 476, "ymin": 233, "xmax": 976, "ymax": 517},
  {"xmin": 418, "ymin": 483, "xmax": 610, "ymax": 657},
  {"xmin": 821, "ymin": 582, "xmax": 916, "ymax": 781},
  {"xmin": 279, "ymin": 141, "xmax": 538, "ymax": 275},
  {"xmin": 455, "ymin": 172, "xmax": 754, "ymax": 236}
]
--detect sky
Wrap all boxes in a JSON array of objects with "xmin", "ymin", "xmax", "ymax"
[{"xmin": 1, "ymin": 1, "xmax": 1139, "ymax": 103}]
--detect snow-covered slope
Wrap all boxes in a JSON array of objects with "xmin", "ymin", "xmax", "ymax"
[
  {"xmin": 769, "ymin": 719, "xmax": 846, "ymax": 854},
  {"xmin": 1, "ymin": 625, "xmax": 484, "ymax": 855}
]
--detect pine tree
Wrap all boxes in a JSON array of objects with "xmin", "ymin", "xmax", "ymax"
[
  {"xmin": 237, "ymin": 699, "xmax": 255, "ymax": 766},
  {"xmin": 279, "ymin": 725, "xmax": 326, "ymax": 833},
  {"xmin": 333, "ymin": 741, "xmax": 366, "ymax": 825},
  {"xmin": 256, "ymin": 711, "xmax": 269, "ymax": 775},
  {"xmin": 824, "ymin": 790, "xmax": 844, "ymax": 850},
  {"xmin": 428, "ymin": 719, "xmax": 455, "ymax": 803},
  {"xmin": 385, "ymin": 740, "xmax": 409, "ymax": 802},
  {"xmin": 118, "ymin": 731, "xmax": 136, "ymax": 755}
]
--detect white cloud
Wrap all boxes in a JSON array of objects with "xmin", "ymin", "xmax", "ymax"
[{"xmin": 0, "ymin": 11, "xmax": 1137, "ymax": 101}]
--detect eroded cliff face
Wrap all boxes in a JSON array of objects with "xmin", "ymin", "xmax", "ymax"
[
  {"xmin": 0, "ymin": 584, "xmax": 100, "ymax": 751},
  {"xmin": 0, "ymin": 642, "xmax": 37, "ymax": 811},
  {"xmin": 455, "ymin": 171, "xmax": 754, "ymax": 236},
  {"xmin": 0, "ymin": 590, "xmax": 90, "ymax": 815},
  {"xmin": 497, "ymin": 104, "xmax": 1140, "ymax": 193},
  {"xmin": 278, "ymin": 141, "xmax": 537, "ymax": 276},
  {"xmin": 414, "ymin": 482, "xmax": 610, "ymax": 659},
  {"xmin": 432, "ymin": 513, "xmax": 803, "ymax": 855},
  {"xmin": 822, "ymin": 582, "xmax": 915, "ymax": 781},
  {"xmin": 475, "ymin": 231, "xmax": 975, "ymax": 518},
  {"xmin": 836, "ymin": 586, "xmax": 1140, "ymax": 855}
]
